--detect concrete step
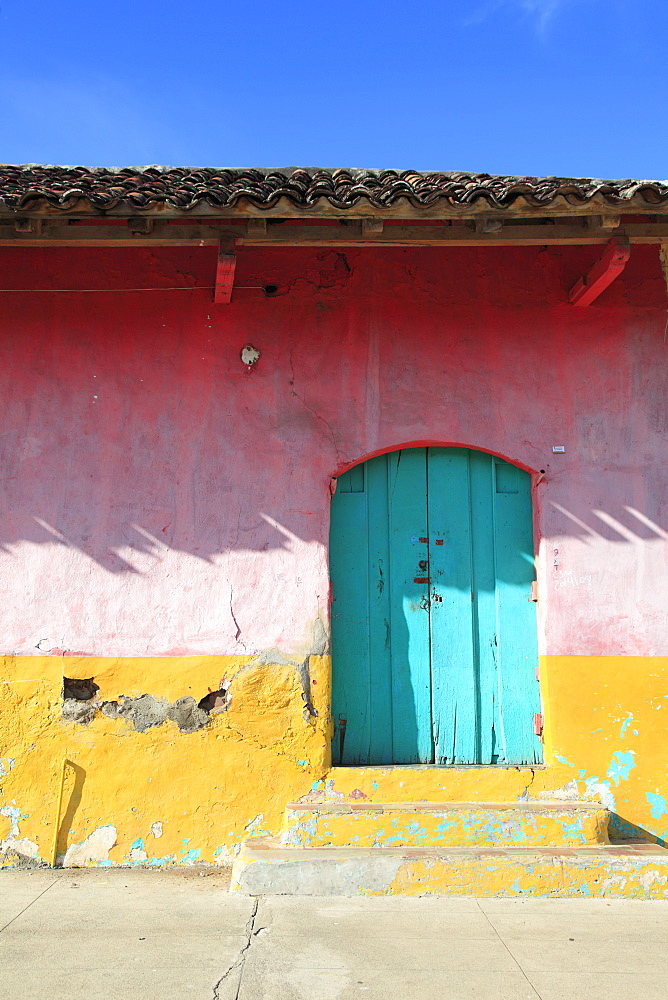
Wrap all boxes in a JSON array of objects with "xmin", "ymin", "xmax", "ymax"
[
  {"xmin": 317, "ymin": 765, "xmax": 541, "ymax": 803},
  {"xmin": 281, "ymin": 800, "xmax": 610, "ymax": 849},
  {"xmin": 231, "ymin": 837, "xmax": 668, "ymax": 897}
]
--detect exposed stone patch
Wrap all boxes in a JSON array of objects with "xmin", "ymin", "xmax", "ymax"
[
  {"xmin": 297, "ymin": 657, "xmax": 318, "ymax": 720},
  {"xmin": 62, "ymin": 677, "xmax": 224, "ymax": 734},
  {"xmin": 295, "ymin": 617, "xmax": 327, "ymax": 720},
  {"xmin": 60, "ymin": 626, "xmax": 329, "ymax": 732},
  {"xmin": 311, "ymin": 617, "xmax": 328, "ymax": 656},
  {"xmin": 118, "ymin": 694, "xmax": 170, "ymax": 732},
  {"xmin": 167, "ymin": 697, "xmax": 210, "ymax": 734},
  {"xmin": 62, "ymin": 698, "xmax": 98, "ymax": 725},
  {"xmin": 252, "ymin": 648, "xmax": 294, "ymax": 668}
]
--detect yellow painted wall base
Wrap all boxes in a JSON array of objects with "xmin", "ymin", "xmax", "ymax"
[
  {"xmin": 1, "ymin": 653, "xmax": 667, "ymax": 874},
  {"xmin": 0, "ymin": 653, "xmax": 331, "ymax": 867}
]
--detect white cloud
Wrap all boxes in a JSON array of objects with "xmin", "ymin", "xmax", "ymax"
[
  {"xmin": 519, "ymin": 0, "xmax": 565, "ymax": 32},
  {"xmin": 463, "ymin": 0, "xmax": 570, "ymax": 34}
]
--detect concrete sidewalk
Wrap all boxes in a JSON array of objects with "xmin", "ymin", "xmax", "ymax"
[{"xmin": 1, "ymin": 868, "xmax": 667, "ymax": 1000}]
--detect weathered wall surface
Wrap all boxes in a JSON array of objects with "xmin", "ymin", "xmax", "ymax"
[{"xmin": 0, "ymin": 242, "xmax": 666, "ymax": 865}]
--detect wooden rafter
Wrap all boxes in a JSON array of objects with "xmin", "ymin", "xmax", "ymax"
[
  {"xmin": 568, "ymin": 237, "xmax": 631, "ymax": 306},
  {"xmin": 213, "ymin": 242, "xmax": 237, "ymax": 304}
]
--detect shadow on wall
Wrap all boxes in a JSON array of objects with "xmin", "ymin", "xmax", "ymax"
[
  {"xmin": 55, "ymin": 760, "xmax": 86, "ymax": 863},
  {"xmin": 550, "ymin": 503, "xmax": 668, "ymax": 544},
  {"xmin": 0, "ymin": 469, "xmax": 665, "ymax": 576},
  {"xmin": 0, "ymin": 240, "xmax": 665, "ymax": 573},
  {"xmin": 610, "ymin": 813, "xmax": 667, "ymax": 848}
]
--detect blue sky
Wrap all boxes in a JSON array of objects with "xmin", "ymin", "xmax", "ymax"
[{"xmin": 0, "ymin": 0, "xmax": 666, "ymax": 178}]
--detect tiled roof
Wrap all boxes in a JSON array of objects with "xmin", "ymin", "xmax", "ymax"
[{"xmin": 1, "ymin": 165, "xmax": 668, "ymax": 214}]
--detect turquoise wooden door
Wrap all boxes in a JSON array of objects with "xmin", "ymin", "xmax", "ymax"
[{"xmin": 330, "ymin": 447, "xmax": 542, "ymax": 765}]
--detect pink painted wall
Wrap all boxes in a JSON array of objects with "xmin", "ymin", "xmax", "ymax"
[{"xmin": 0, "ymin": 242, "xmax": 666, "ymax": 657}]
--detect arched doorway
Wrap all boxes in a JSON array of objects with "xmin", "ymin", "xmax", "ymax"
[{"xmin": 329, "ymin": 446, "xmax": 542, "ymax": 766}]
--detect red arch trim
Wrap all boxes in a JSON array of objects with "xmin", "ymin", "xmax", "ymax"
[{"xmin": 332, "ymin": 441, "xmax": 539, "ymax": 479}]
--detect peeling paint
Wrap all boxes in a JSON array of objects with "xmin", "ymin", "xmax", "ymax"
[
  {"xmin": 179, "ymin": 848, "xmax": 202, "ymax": 864},
  {"xmin": 234, "ymin": 849, "xmax": 668, "ymax": 898},
  {"xmin": 1, "ymin": 805, "xmax": 24, "ymax": 838},
  {"xmin": 537, "ymin": 780, "xmax": 579, "ymax": 801},
  {"xmin": 0, "ymin": 758, "xmax": 16, "ymax": 778},
  {"xmin": 0, "ymin": 836, "xmax": 38, "ymax": 860},
  {"xmin": 62, "ymin": 825, "xmax": 117, "ymax": 867},
  {"xmin": 1, "ymin": 652, "xmax": 667, "ymax": 876},
  {"xmin": 245, "ymin": 815, "xmax": 267, "ymax": 836},
  {"xmin": 281, "ymin": 801, "xmax": 609, "ymax": 850},
  {"xmin": 582, "ymin": 778, "xmax": 616, "ymax": 812},
  {"xmin": 620, "ymin": 713, "xmax": 634, "ymax": 738},
  {"xmin": 646, "ymin": 793, "xmax": 668, "ymax": 820},
  {"xmin": 607, "ymin": 751, "xmax": 636, "ymax": 786}
]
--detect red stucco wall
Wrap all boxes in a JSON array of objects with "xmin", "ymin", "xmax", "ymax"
[{"xmin": 0, "ymin": 242, "xmax": 666, "ymax": 657}]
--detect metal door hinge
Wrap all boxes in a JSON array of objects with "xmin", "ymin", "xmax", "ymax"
[
  {"xmin": 529, "ymin": 581, "xmax": 538, "ymax": 602},
  {"xmin": 533, "ymin": 712, "xmax": 544, "ymax": 736}
]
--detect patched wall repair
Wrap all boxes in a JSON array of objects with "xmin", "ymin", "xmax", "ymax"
[{"xmin": 62, "ymin": 677, "xmax": 231, "ymax": 733}]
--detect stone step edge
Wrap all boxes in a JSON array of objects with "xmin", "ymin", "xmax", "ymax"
[
  {"xmin": 240, "ymin": 836, "xmax": 667, "ymax": 859},
  {"xmin": 287, "ymin": 800, "xmax": 609, "ymax": 813}
]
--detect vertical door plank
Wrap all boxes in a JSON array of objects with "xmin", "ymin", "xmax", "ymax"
[
  {"xmin": 427, "ymin": 448, "xmax": 476, "ymax": 764},
  {"xmin": 366, "ymin": 455, "xmax": 394, "ymax": 763},
  {"xmin": 469, "ymin": 451, "xmax": 503, "ymax": 763},
  {"xmin": 492, "ymin": 461, "xmax": 542, "ymax": 764},
  {"xmin": 387, "ymin": 449, "xmax": 432, "ymax": 763},
  {"xmin": 330, "ymin": 466, "xmax": 372, "ymax": 764}
]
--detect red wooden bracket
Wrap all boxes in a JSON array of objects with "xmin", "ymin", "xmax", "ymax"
[
  {"xmin": 568, "ymin": 237, "xmax": 630, "ymax": 307},
  {"xmin": 213, "ymin": 243, "xmax": 237, "ymax": 304}
]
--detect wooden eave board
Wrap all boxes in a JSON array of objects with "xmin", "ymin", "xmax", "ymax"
[
  {"xmin": 2, "ymin": 192, "xmax": 668, "ymax": 221},
  {"xmin": 1, "ymin": 221, "xmax": 668, "ymax": 247}
]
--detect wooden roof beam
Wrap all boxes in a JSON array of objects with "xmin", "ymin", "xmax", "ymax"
[
  {"xmin": 0, "ymin": 222, "xmax": 229, "ymax": 247},
  {"xmin": 213, "ymin": 239, "xmax": 237, "ymax": 304},
  {"xmin": 1, "ymin": 221, "xmax": 668, "ymax": 248},
  {"xmin": 568, "ymin": 237, "xmax": 631, "ymax": 306},
  {"xmin": 237, "ymin": 222, "xmax": 668, "ymax": 247}
]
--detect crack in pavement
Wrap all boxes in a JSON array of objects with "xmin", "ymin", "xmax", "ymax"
[
  {"xmin": 212, "ymin": 898, "xmax": 259, "ymax": 1000},
  {"xmin": 0, "ymin": 872, "xmax": 64, "ymax": 934},
  {"xmin": 475, "ymin": 899, "xmax": 545, "ymax": 1000}
]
